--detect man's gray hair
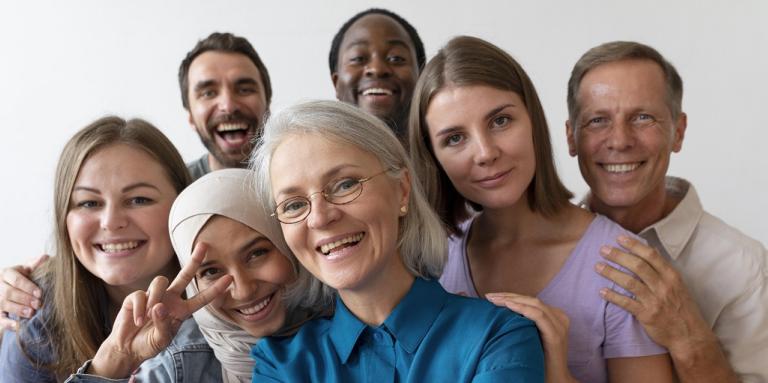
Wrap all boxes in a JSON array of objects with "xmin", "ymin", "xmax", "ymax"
[
  {"xmin": 249, "ymin": 99, "xmax": 447, "ymax": 308},
  {"xmin": 567, "ymin": 41, "xmax": 684, "ymax": 126}
]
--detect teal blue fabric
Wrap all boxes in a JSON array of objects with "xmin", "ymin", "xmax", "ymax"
[{"xmin": 252, "ymin": 278, "xmax": 544, "ymax": 382}]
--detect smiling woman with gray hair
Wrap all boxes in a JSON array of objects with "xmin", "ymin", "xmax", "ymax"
[{"xmin": 249, "ymin": 99, "xmax": 545, "ymax": 382}]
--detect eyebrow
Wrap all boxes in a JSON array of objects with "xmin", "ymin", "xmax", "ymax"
[
  {"xmin": 72, "ymin": 182, "xmax": 160, "ymax": 194},
  {"xmin": 193, "ymin": 80, "xmax": 216, "ymax": 92},
  {"xmin": 197, "ymin": 235, "xmax": 271, "ymax": 269},
  {"xmin": 433, "ymin": 103, "xmax": 517, "ymax": 137},
  {"xmin": 275, "ymin": 163, "xmax": 361, "ymax": 197}
]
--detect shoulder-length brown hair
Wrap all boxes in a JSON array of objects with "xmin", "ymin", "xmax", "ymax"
[
  {"xmin": 22, "ymin": 116, "xmax": 190, "ymax": 379},
  {"xmin": 408, "ymin": 35, "xmax": 572, "ymax": 235}
]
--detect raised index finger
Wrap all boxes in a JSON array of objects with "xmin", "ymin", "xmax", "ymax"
[{"xmin": 168, "ymin": 242, "xmax": 208, "ymax": 294}]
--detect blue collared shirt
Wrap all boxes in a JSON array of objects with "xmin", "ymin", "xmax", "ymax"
[{"xmin": 252, "ymin": 278, "xmax": 544, "ymax": 382}]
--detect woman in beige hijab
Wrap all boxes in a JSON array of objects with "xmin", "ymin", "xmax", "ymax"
[{"xmin": 168, "ymin": 168, "xmax": 300, "ymax": 382}]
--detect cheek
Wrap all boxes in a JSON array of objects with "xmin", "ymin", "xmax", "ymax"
[
  {"xmin": 66, "ymin": 211, "xmax": 92, "ymax": 248},
  {"xmin": 265, "ymin": 255, "xmax": 296, "ymax": 285}
]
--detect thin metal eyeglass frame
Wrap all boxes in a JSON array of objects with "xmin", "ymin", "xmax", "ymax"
[{"xmin": 272, "ymin": 167, "xmax": 399, "ymax": 224}]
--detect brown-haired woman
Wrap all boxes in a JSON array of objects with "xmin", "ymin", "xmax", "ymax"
[
  {"xmin": 409, "ymin": 36, "xmax": 674, "ymax": 383},
  {"xmin": 0, "ymin": 116, "xmax": 224, "ymax": 381}
]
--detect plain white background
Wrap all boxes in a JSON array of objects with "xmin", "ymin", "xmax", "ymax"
[{"xmin": 0, "ymin": 0, "xmax": 765, "ymax": 268}]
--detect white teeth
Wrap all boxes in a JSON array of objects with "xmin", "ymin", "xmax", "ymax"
[
  {"xmin": 100, "ymin": 241, "xmax": 140, "ymax": 252},
  {"xmin": 217, "ymin": 123, "xmax": 247, "ymax": 132},
  {"xmin": 362, "ymin": 88, "xmax": 393, "ymax": 96},
  {"xmin": 603, "ymin": 163, "xmax": 641, "ymax": 173},
  {"xmin": 320, "ymin": 233, "xmax": 364, "ymax": 255},
  {"xmin": 238, "ymin": 295, "xmax": 271, "ymax": 315}
]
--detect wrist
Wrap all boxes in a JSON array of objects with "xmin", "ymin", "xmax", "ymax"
[{"xmin": 89, "ymin": 342, "xmax": 136, "ymax": 378}]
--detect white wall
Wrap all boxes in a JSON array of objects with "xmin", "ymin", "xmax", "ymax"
[{"xmin": 0, "ymin": 0, "xmax": 765, "ymax": 268}]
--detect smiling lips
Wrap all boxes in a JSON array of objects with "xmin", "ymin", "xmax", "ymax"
[
  {"xmin": 96, "ymin": 241, "xmax": 144, "ymax": 256},
  {"xmin": 600, "ymin": 162, "xmax": 643, "ymax": 173},
  {"xmin": 361, "ymin": 87, "xmax": 394, "ymax": 96},
  {"xmin": 319, "ymin": 233, "xmax": 365, "ymax": 256},
  {"xmin": 236, "ymin": 293, "xmax": 272, "ymax": 316},
  {"xmin": 216, "ymin": 122, "xmax": 251, "ymax": 146}
]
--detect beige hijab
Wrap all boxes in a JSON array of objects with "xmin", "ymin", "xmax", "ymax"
[{"xmin": 168, "ymin": 168, "xmax": 293, "ymax": 383}]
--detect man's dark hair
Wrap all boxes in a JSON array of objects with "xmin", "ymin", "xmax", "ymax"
[
  {"xmin": 178, "ymin": 32, "xmax": 272, "ymax": 110},
  {"xmin": 328, "ymin": 8, "xmax": 426, "ymax": 75}
]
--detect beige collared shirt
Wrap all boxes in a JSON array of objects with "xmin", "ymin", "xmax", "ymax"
[{"xmin": 585, "ymin": 176, "xmax": 768, "ymax": 382}]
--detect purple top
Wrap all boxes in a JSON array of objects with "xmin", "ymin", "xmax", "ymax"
[{"xmin": 439, "ymin": 214, "xmax": 666, "ymax": 383}]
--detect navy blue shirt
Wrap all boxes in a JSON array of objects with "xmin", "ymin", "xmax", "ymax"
[{"xmin": 252, "ymin": 278, "xmax": 544, "ymax": 382}]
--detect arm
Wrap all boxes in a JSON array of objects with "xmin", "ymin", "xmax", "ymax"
[
  {"xmin": 87, "ymin": 243, "xmax": 232, "ymax": 379},
  {"xmin": 486, "ymin": 293, "xmax": 577, "ymax": 383},
  {"xmin": 0, "ymin": 255, "xmax": 47, "ymax": 331},
  {"xmin": 607, "ymin": 354, "xmax": 675, "ymax": 382},
  {"xmin": 596, "ymin": 236, "xmax": 738, "ymax": 383}
]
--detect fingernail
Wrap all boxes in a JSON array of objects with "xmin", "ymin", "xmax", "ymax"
[
  {"xmin": 33, "ymin": 290, "xmax": 42, "ymax": 298},
  {"xmin": 599, "ymin": 288, "xmax": 608, "ymax": 297},
  {"xmin": 595, "ymin": 262, "xmax": 605, "ymax": 272},
  {"xmin": 23, "ymin": 308, "xmax": 32, "ymax": 317},
  {"xmin": 32, "ymin": 300, "xmax": 41, "ymax": 309},
  {"xmin": 600, "ymin": 245, "xmax": 611, "ymax": 256},
  {"xmin": 618, "ymin": 235, "xmax": 631, "ymax": 245}
]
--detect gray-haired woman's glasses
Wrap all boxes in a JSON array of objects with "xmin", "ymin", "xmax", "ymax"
[{"xmin": 272, "ymin": 167, "xmax": 398, "ymax": 224}]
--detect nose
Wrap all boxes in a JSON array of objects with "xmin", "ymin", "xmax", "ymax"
[
  {"xmin": 100, "ymin": 203, "xmax": 128, "ymax": 231},
  {"xmin": 606, "ymin": 120, "xmax": 635, "ymax": 151},
  {"xmin": 217, "ymin": 88, "xmax": 239, "ymax": 115},
  {"xmin": 306, "ymin": 194, "xmax": 341, "ymax": 229},
  {"xmin": 230, "ymin": 269, "xmax": 257, "ymax": 302},
  {"xmin": 364, "ymin": 55, "xmax": 392, "ymax": 78},
  {"xmin": 473, "ymin": 132, "xmax": 500, "ymax": 166}
]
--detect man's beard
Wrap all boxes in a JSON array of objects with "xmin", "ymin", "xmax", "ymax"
[{"xmin": 199, "ymin": 111, "xmax": 261, "ymax": 168}]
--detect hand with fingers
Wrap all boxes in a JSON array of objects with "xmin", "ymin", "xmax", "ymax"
[
  {"xmin": 594, "ymin": 235, "xmax": 738, "ymax": 382},
  {"xmin": 1, "ymin": 254, "xmax": 48, "ymax": 331},
  {"xmin": 89, "ymin": 243, "xmax": 233, "ymax": 378},
  {"xmin": 486, "ymin": 293, "xmax": 578, "ymax": 383},
  {"xmin": 594, "ymin": 235, "xmax": 713, "ymax": 351}
]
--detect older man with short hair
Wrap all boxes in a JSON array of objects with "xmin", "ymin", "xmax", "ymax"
[{"xmin": 566, "ymin": 41, "xmax": 767, "ymax": 382}]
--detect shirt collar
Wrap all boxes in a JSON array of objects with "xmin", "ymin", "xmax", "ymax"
[
  {"xmin": 328, "ymin": 278, "xmax": 449, "ymax": 363},
  {"xmin": 580, "ymin": 176, "xmax": 704, "ymax": 260},
  {"xmin": 639, "ymin": 177, "xmax": 703, "ymax": 260}
]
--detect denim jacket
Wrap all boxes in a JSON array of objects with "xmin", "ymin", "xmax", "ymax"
[{"xmin": 64, "ymin": 317, "xmax": 222, "ymax": 383}]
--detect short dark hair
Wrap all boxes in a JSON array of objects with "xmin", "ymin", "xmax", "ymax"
[
  {"xmin": 178, "ymin": 32, "xmax": 272, "ymax": 110},
  {"xmin": 409, "ymin": 36, "xmax": 573, "ymax": 235},
  {"xmin": 328, "ymin": 8, "xmax": 426, "ymax": 75}
]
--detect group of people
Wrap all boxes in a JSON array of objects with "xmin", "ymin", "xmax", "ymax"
[{"xmin": 0, "ymin": 7, "xmax": 765, "ymax": 383}]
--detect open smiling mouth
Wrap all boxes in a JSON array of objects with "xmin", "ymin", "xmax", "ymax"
[
  {"xmin": 318, "ymin": 233, "xmax": 365, "ymax": 257},
  {"xmin": 601, "ymin": 162, "xmax": 644, "ymax": 173},
  {"xmin": 361, "ymin": 88, "xmax": 394, "ymax": 96},
  {"xmin": 97, "ymin": 241, "xmax": 144, "ymax": 253},
  {"xmin": 235, "ymin": 292, "xmax": 275, "ymax": 317},
  {"xmin": 216, "ymin": 122, "xmax": 251, "ymax": 145}
]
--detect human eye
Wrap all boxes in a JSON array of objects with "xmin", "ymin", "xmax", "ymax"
[
  {"xmin": 248, "ymin": 247, "xmax": 270, "ymax": 261},
  {"xmin": 329, "ymin": 178, "xmax": 360, "ymax": 196},
  {"xmin": 128, "ymin": 196, "xmax": 154, "ymax": 206},
  {"xmin": 198, "ymin": 89, "xmax": 216, "ymax": 99},
  {"xmin": 444, "ymin": 133, "xmax": 465, "ymax": 147},
  {"xmin": 633, "ymin": 113, "xmax": 656, "ymax": 126},
  {"xmin": 75, "ymin": 200, "xmax": 100, "ymax": 209},
  {"xmin": 387, "ymin": 55, "xmax": 406, "ymax": 64},
  {"xmin": 491, "ymin": 116, "xmax": 511, "ymax": 128},
  {"xmin": 197, "ymin": 267, "xmax": 222, "ymax": 280},
  {"xmin": 583, "ymin": 116, "xmax": 610, "ymax": 129},
  {"xmin": 279, "ymin": 198, "xmax": 309, "ymax": 216},
  {"xmin": 237, "ymin": 85, "xmax": 257, "ymax": 95}
]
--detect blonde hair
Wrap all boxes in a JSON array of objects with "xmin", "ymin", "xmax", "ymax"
[
  {"xmin": 250, "ymin": 100, "xmax": 447, "ymax": 309},
  {"xmin": 21, "ymin": 116, "xmax": 190, "ymax": 379}
]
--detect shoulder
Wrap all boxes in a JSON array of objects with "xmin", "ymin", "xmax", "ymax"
[
  {"xmin": 253, "ymin": 315, "xmax": 334, "ymax": 363},
  {"xmin": 440, "ymin": 293, "xmax": 538, "ymax": 336}
]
